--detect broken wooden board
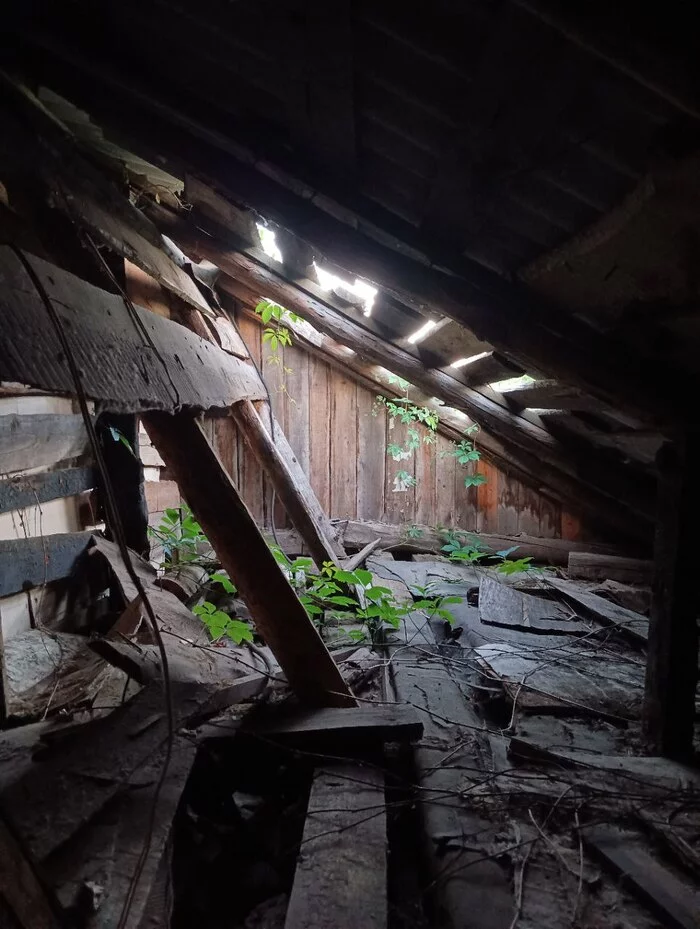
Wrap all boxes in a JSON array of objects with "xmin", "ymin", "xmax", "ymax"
[
  {"xmin": 567, "ymin": 552, "xmax": 652, "ymax": 584},
  {"xmin": 582, "ymin": 826, "xmax": 700, "ymax": 929},
  {"xmin": 475, "ymin": 643, "xmax": 645, "ymax": 720},
  {"xmin": 43, "ymin": 737, "xmax": 196, "ymax": 929},
  {"xmin": 0, "ymin": 531, "xmax": 93, "ymax": 597},
  {"xmin": 284, "ymin": 764, "xmax": 387, "ymax": 929},
  {"xmin": 0, "ymin": 414, "xmax": 90, "ymax": 475},
  {"xmin": 478, "ymin": 575, "xmax": 593, "ymax": 635},
  {"xmin": 243, "ymin": 705, "xmax": 423, "ymax": 750},
  {"xmin": 0, "ymin": 466, "xmax": 95, "ymax": 515},
  {"xmin": 0, "ymin": 248, "xmax": 265, "ymax": 414},
  {"xmin": 546, "ymin": 576, "xmax": 649, "ymax": 643},
  {"xmin": 0, "ymin": 815, "xmax": 60, "ymax": 929}
]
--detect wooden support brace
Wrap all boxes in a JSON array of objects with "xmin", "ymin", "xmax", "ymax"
[
  {"xmin": 643, "ymin": 435, "xmax": 700, "ymax": 757},
  {"xmin": 142, "ymin": 411, "xmax": 355, "ymax": 708},
  {"xmin": 232, "ymin": 399, "xmax": 343, "ymax": 567}
]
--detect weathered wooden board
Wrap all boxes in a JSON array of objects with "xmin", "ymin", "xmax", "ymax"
[
  {"xmin": 245, "ymin": 705, "xmax": 423, "ymax": 748},
  {"xmin": 0, "ymin": 816, "xmax": 60, "ymax": 929},
  {"xmin": 568, "ymin": 551, "xmax": 652, "ymax": 583},
  {"xmin": 547, "ymin": 576, "xmax": 649, "ymax": 643},
  {"xmin": 583, "ymin": 827, "xmax": 700, "ymax": 929},
  {"xmin": 0, "ymin": 414, "xmax": 90, "ymax": 475},
  {"xmin": 0, "ymin": 249, "xmax": 265, "ymax": 413},
  {"xmin": 478, "ymin": 575, "xmax": 592, "ymax": 635},
  {"xmin": 0, "ymin": 531, "xmax": 94, "ymax": 597},
  {"xmin": 0, "ymin": 466, "xmax": 95, "ymax": 515},
  {"xmin": 284, "ymin": 765, "xmax": 387, "ymax": 929},
  {"xmin": 330, "ymin": 370, "xmax": 357, "ymax": 518},
  {"xmin": 475, "ymin": 642, "xmax": 645, "ymax": 720}
]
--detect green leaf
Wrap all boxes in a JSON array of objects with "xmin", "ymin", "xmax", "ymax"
[
  {"xmin": 210, "ymin": 572, "xmax": 236, "ymax": 594},
  {"xmin": 354, "ymin": 569, "xmax": 373, "ymax": 587},
  {"xmin": 224, "ymin": 619, "xmax": 254, "ymax": 645},
  {"xmin": 326, "ymin": 595, "xmax": 359, "ymax": 607},
  {"xmin": 495, "ymin": 546, "xmax": 519, "ymax": 559},
  {"xmin": 464, "ymin": 473, "xmax": 488, "ymax": 487}
]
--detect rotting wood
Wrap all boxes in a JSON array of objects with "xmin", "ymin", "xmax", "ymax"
[
  {"xmin": 142, "ymin": 411, "xmax": 355, "ymax": 707},
  {"xmin": 567, "ymin": 551, "xmax": 652, "ymax": 584},
  {"xmin": 0, "ymin": 815, "xmax": 60, "ymax": 929},
  {"xmin": 339, "ymin": 518, "xmax": 621, "ymax": 566},
  {"xmin": 0, "ymin": 414, "xmax": 90, "ymax": 475},
  {"xmin": 0, "ymin": 248, "xmax": 265, "ymax": 414},
  {"xmin": 243, "ymin": 704, "xmax": 423, "ymax": 749},
  {"xmin": 478, "ymin": 575, "xmax": 592, "ymax": 636},
  {"xmin": 643, "ymin": 436, "xmax": 700, "ymax": 757},
  {"xmin": 0, "ymin": 531, "xmax": 94, "ymax": 598},
  {"xmin": 547, "ymin": 576, "xmax": 649, "ymax": 644},
  {"xmin": 582, "ymin": 826, "xmax": 700, "ymax": 929},
  {"xmin": 0, "ymin": 466, "xmax": 95, "ymax": 515},
  {"xmin": 341, "ymin": 537, "xmax": 382, "ymax": 572},
  {"xmin": 284, "ymin": 765, "xmax": 387, "ymax": 929},
  {"xmin": 232, "ymin": 399, "xmax": 344, "ymax": 566}
]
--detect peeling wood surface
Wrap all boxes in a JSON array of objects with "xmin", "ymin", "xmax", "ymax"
[{"xmin": 0, "ymin": 248, "xmax": 265, "ymax": 413}]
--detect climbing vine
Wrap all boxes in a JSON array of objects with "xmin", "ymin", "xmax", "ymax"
[{"xmin": 255, "ymin": 299, "xmax": 302, "ymax": 403}]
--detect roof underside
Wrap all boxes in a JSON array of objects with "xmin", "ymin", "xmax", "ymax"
[{"xmin": 2, "ymin": 0, "xmax": 700, "ymax": 545}]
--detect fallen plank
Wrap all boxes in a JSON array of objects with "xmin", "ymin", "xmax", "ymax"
[
  {"xmin": 143, "ymin": 412, "xmax": 355, "ymax": 708},
  {"xmin": 244, "ymin": 705, "xmax": 423, "ymax": 749},
  {"xmin": 0, "ymin": 466, "xmax": 95, "ymax": 515},
  {"xmin": 0, "ymin": 248, "xmax": 265, "ymax": 414},
  {"xmin": 232, "ymin": 399, "xmax": 344, "ymax": 567},
  {"xmin": 339, "ymin": 518, "xmax": 622, "ymax": 566},
  {"xmin": 0, "ymin": 415, "xmax": 90, "ymax": 475},
  {"xmin": 546, "ymin": 577, "xmax": 649, "ymax": 643},
  {"xmin": 0, "ymin": 816, "xmax": 60, "ymax": 929},
  {"xmin": 475, "ymin": 643, "xmax": 644, "ymax": 720},
  {"xmin": 0, "ymin": 531, "xmax": 93, "ymax": 597},
  {"xmin": 567, "ymin": 551, "xmax": 652, "ymax": 584},
  {"xmin": 478, "ymin": 575, "xmax": 592, "ymax": 635},
  {"xmin": 284, "ymin": 764, "xmax": 387, "ymax": 929},
  {"xmin": 341, "ymin": 537, "xmax": 382, "ymax": 572},
  {"xmin": 582, "ymin": 826, "xmax": 700, "ymax": 929}
]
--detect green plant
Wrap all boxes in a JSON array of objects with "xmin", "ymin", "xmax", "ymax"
[
  {"xmin": 405, "ymin": 524, "xmax": 424, "ymax": 540},
  {"xmin": 412, "ymin": 584, "xmax": 463, "ymax": 625},
  {"xmin": 440, "ymin": 532, "xmax": 533, "ymax": 575},
  {"xmin": 193, "ymin": 600, "xmax": 254, "ymax": 645},
  {"xmin": 148, "ymin": 505, "xmax": 210, "ymax": 568},
  {"xmin": 255, "ymin": 299, "xmax": 303, "ymax": 402}
]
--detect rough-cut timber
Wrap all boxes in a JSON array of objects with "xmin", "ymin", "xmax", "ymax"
[
  {"xmin": 232, "ymin": 399, "xmax": 344, "ymax": 566},
  {"xmin": 567, "ymin": 552, "xmax": 652, "ymax": 584},
  {"xmin": 0, "ymin": 248, "xmax": 265, "ymax": 413},
  {"xmin": 0, "ymin": 466, "xmax": 95, "ymax": 515},
  {"xmin": 0, "ymin": 531, "xmax": 94, "ymax": 597},
  {"xmin": 0, "ymin": 413, "xmax": 91, "ymax": 475},
  {"xmin": 339, "ymin": 518, "xmax": 621, "ymax": 566},
  {"xmin": 643, "ymin": 437, "xmax": 700, "ymax": 757},
  {"xmin": 547, "ymin": 577, "xmax": 649, "ymax": 644},
  {"xmin": 284, "ymin": 765, "xmax": 386, "ymax": 929},
  {"xmin": 142, "ymin": 412, "xmax": 354, "ymax": 707}
]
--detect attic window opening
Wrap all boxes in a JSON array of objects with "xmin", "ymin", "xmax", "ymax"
[
  {"xmin": 407, "ymin": 320, "xmax": 438, "ymax": 344},
  {"xmin": 450, "ymin": 351, "xmax": 490, "ymax": 369},
  {"xmin": 489, "ymin": 374, "xmax": 535, "ymax": 392},
  {"xmin": 314, "ymin": 263, "xmax": 377, "ymax": 317},
  {"xmin": 256, "ymin": 224, "xmax": 283, "ymax": 263}
]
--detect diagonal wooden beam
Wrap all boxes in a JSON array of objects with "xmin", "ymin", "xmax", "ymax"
[{"xmin": 142, "ymin": 412, "xmax": 355, "ymax": 708}]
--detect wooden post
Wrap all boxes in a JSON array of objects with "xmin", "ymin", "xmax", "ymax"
[
  {"xmin": 232, "ymin": 399, "xmax": 343, "ymax": 567},
  {"xmin": 97, "ymin": 413, "xmax": 150, "ymax": 558},
  {"xmin": 643, "ymin": 436, "xmax": 700, "ymax": 757},
  {"xmin": 142, "ymin": 411, "xmax": 355, "ymax": 708}
]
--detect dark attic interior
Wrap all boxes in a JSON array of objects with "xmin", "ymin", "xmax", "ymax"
[{"xmin": 1, "ymin": 2, "xmax": 700, "ymax": 927}]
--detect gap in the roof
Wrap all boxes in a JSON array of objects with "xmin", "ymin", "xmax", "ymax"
[
  {"xmin": 407, "ymin": 320, "xmax": 437, "ymax": 344},
  {"xmin": 256, "ymin": 224, "xmax": 283, "ymax": 262},
  {"xmin": 313, "ymin": 262, "xmax": 377, "ymax": 316},
  {"xmin": 489, "ymin": 374, "xmax": 535, "ymax": 392},
  {"xmin": 450, "ymin": 351, "xmax": 490, "ymax": 369}
]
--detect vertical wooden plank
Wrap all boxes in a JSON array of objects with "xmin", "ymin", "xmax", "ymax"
[
  {"xmin": 261, "ymin": 332, "xmax": 288, "ymax": 528},
  {"xmin": 356, "ymin": 386, "xmax": 386, "ymax": 521},
  {"xmin": 453, "ymin": 450, "xmax": 478, "ymax": 531},
  {"xmin": 415, "ymin": 432, "xmax": 437, "ymax": 527},
  {"xmin": 237, "ymin": 315, "xmax": 265, "ymax": 523},
  {"xmin": 330, "ymin": 371, "xmax": 357, "ymax": 519},
  {"xmin": 476, "ymin": 459, "xmax": 499, "ymax": 534},
  {"xmin": 214, "ymin": 416, "xmax": 238, "ymax": 484},
  {"xmin": 540, "ymin": 496, "xmax": 563, "ymax": 538},
  {"xmin": 283, "ymin": 343, "xmax": 310, "ymax": 475},
  {"xmin": 383, "ymin": 419, "xmax": 415, "ymax": 526},
  {"xmin": 309, "ymin": 356, "xmax": 331, "ymax": 515},
  {"xmin": 434, "ymin": 433, "xmax": 456, "ymax": 528},
  {"xmin": 517, "ymin": 481, "xmax": 541, "ymax": 537},
  {"xmin": 498, "ymin": 471, "xmax": 520, "ymax": 534}
]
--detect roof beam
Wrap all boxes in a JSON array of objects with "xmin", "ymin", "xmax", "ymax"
[{"xmin": 3, "ymin": 28, "xmax": 685, "ymax": 425}]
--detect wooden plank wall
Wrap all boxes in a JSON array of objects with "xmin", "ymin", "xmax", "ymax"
[{"xmin": 207, "ymin": 312, "xmax": 578, "ymax": 540}]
